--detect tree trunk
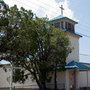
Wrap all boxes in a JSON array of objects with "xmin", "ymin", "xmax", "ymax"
[
  {"xmin": 42, "ymin": 82, "xmax": 47, "ymax": 90},
  {"xmin": 32, "ymin": 72, "xmax": 47, "ymax": 90},
  {"xmin": 39, "ymin": 82, "xmax": 47, "ymax": 90}
]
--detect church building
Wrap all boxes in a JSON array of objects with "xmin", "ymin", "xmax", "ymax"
[
  {"xmin": 0, "ymin": 1, "xmax": 90, "ymax": 90},
  {"xmin": 48, "ymin": 5, "xmax": 90, "ymax": 90}
]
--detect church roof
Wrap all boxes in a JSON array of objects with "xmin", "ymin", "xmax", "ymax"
[
  {"xmin": 66, "ymin": 61, "xmax": 90, "ymax": 70},
  {"xmin": 49, "ymin": 15, "xmax": 82, "ymax": 37},
  {"xmin": 50, "ymin": 15, "xmax": 78, "ymax": 24},
  {"xmin": 50, "ymin": 15, "xmax": 63, "ymax": 21}
]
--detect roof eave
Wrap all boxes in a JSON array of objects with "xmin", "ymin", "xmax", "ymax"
[{"xmin": 49, "ymin": 17, "xmax": 78, "ymax": 24}]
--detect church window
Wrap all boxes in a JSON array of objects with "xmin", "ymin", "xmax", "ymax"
[
  {"xmin": 61, "ymin": 21, "xmax": 64, "ymax": 29},
  {"xmin": 65, "ymin": 22, "xmax": 74, "ymax": 32},
  {"xmin": 68, "ymin": 23, "xmax": 72, "ymax": 31},
  {"xmin": 71, "ymin": 24, "xmax": 74, "ymax": 32},
  {"xmin": 65, "ymin": 22, "xmax": 68, "ymax": 30},
  {"xmin": 54, "ymin": 22, "xmax": 60, "ymax": 28}
]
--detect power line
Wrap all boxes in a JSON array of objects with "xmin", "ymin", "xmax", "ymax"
[
  {"xmin": 26, "ymin": 0, "xmax": 62, "ymax": 16},
  {"xmin": 78, "ymin": 23, "xmax": 90, "ymax": 28},
  {"xmin": 15, "ymin": 0, "xmax": 59, "ymax": 15},
  {"xmin": 76, "ymin": 26, "xmax": 90, "ymax": 33},
  {"xmin": 14, "ymin": 0, "xmax": 90, "ymax": 28},
  {"xmin": 27, "ymin": 0, "xmax": 58, "ymax": 9},
  {"xmin": 15, "ymin": 0, "xmax": 37, "ymax": 12},
  {"xmin": 80, "ymin": 54, "xmax": 90, "ymax": 57},
  {"xmin": 7, "ymin": 0, "xmax": 90, "ymax": 61},
  {"xmin": 76, "ymin": 32, "xmax": 90, "ymax": 38},
  {"xmin": 14, "ymin": 0, "xmax": 90, "ymax": 27},
  {"xmin": 9, "ymin": 0, "xmax": 90, "ymax": 40}
]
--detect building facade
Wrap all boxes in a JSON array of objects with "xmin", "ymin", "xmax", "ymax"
[
  {"xmin": 0, "ymin": 15, "xmax": 86, "ymax": 90},
  {"xmin": 0, "ymin": 1, "xmax": 90, "ymax": 90},
  {"xmin": 49, "ymin": 15, "xmax": 81, "ymax": 90}
]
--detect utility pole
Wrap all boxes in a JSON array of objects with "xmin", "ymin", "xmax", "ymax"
[
  {"xmin": 87, "ymin": 70, "xmax": 88, "ymax": 90},
  {"xmin": 10, "ymin": 64, "xmax": 13, "ymax": 90}
]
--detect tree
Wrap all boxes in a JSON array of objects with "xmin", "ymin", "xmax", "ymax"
[
  {"xmin": 0, "ymin": 5, "xmax": 71, "ymax": 90},
  {"xmin": 0, "ymin": 0, "xmax": 9, "ymax": 26}
]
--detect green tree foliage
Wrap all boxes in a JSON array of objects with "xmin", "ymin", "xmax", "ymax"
[
  {"xmin": 0, "ymin": 5, "xmax": 71, "ymax": 90},
  {"xmin": 0, "ymin": 0, "xmax": 9, "ymax": 26}
]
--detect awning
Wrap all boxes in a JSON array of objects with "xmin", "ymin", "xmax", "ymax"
[{"xmin": 65, "ymin": 61, "xmax": 90, "ymax": 70}]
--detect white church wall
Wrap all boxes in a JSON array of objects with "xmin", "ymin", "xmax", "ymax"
[
  {"xmin": 0, "ymin": 65, "xmax": 66, "ymax": 89},
  {"xmin": 46, "ymin": 71, "xmax": 65, "ymax": 89},
  {"xmin": 78, "ymin": 64, "xmax": 90, "ymax": 88},
  {"xmin": 0, "ymin": 66, "xmax": 38, "ymax": 88},
  {"xmin": 66, "ymin": 32, "xmax": 80, "ymax": 63},
  {"xmin": 0, "ymin": 67, "xmax": 10, "ymax": 88},
  {"xmin": 56, "ymin": 71, "xmax": 65, "ymax": 89},
  {"xmin": 79, "ymin": 71, "xmax": 90, "ymax": 88}
]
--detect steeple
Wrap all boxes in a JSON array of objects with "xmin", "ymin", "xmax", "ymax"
[
  {"xmin": 49, "ymin": 4, "xmax": 82, "ymax": 37},
  {"xmin": 60, "ymin": 5, "xmax": 64, "ymax": 16}
]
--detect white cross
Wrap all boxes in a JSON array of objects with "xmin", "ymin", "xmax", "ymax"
[{"xmin": 60, "ymin": 5, "xmax": 64, "ymax": 16}]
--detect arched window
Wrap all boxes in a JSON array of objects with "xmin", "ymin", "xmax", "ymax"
[
  {"xmin": 61, "ymin": 21, "xmax": 64, "ymax": 29},
  {"xmin": 54, "ymin": 22, "xmax": 60, "ymax": 28},
  {"xmin": 65, "ymin": 22, "xmax": 74, "ymax": 32}
]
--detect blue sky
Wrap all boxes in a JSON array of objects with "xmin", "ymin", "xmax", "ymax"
[
  {"xmin": 69, "ymin": 0, "xmax": 90, "ymax": 62},
  {"xmin": 3, "ymin": 0, "xmax": 90, "ymax": 63}
]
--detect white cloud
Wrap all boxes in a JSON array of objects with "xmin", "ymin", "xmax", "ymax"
[
  {"xmin": 4, "ymin": 0, "xmax": 76, "ymax": 20},
  {"xmin": 62, "ymin": 0, "xmax": 76, "ymax": 20},
  {"xmin": 45, "ymin": 0, "xmax": 76, "ymax": 20}
]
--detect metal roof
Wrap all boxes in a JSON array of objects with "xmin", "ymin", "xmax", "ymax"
[
  {"xmin": 50, "ymin": 15, "xmax": 78, "ymax": 24},
  {"xmin": 50, "ymin": 15, "xmax": 64, "ymax": 21},
  {"xmin": 66, "ymin": 61, "xmax": 90, "ymax": 70}
]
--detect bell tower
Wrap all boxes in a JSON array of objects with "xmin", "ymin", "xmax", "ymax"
[
  {"xmin": 50, "ymin": 5, "xmax": 81, "ymax": 63},
  {"xmin": 50, "ymin": 5, "xmax": 78, "ymax": 34}
]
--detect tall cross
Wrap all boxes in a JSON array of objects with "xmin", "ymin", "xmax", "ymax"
[{"xmin": 60, "ymin": 5, "xmax": 64, "ymax": 16}]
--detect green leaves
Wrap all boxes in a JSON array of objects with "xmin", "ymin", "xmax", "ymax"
[{"xmin": 0, "ymin": 4, "xmax": 71, "ymax": 89}]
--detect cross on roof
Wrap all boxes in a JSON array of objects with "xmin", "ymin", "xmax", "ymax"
[{"xmin": 60, "ymin": 5, "xmax": 64, "ymax": 16}]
